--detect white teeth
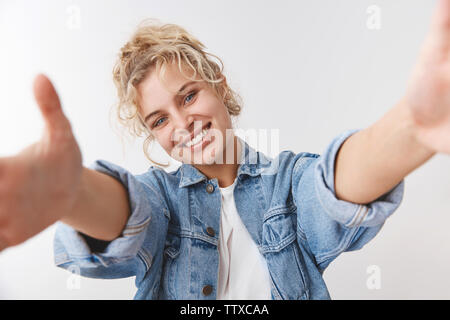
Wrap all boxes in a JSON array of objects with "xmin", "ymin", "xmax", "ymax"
[{"xmin": 185, "ymin": 127, "xmax": 209, "ymax": 147}]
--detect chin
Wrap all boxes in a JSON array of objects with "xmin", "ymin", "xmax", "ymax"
[{"xmin": 184, "ymin": 145, "xmax": 220, "ymax": 165}]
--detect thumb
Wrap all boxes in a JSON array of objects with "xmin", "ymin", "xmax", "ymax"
[{"xmin": 33, "ymin": 74, "xmax": 71, "ymax": 134}]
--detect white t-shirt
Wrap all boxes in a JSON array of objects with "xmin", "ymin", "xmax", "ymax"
[{"xmin": 216, "ymin": 177, "xmax": 272, "ymax": 300}]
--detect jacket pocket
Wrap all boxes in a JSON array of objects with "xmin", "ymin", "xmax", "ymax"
[
  {"xmin": 161, "ymin": 233, "xmax": 181, "ymax": 299},
  {"xmin": 262, "ymin": 206, "xmax": 310, "ymax": 300}
]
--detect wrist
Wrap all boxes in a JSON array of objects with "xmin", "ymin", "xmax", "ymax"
[
  {"xmin": 395, "ymin": 97, "xmax": 437, "ymax": 158},
  {"xmin": 59, "ymin": 167, "xmax": 89, "ymax": 224}
]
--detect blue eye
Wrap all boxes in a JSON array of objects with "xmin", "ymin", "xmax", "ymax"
[
  {"xmin": 184, "ymin": 91, "xmax": 196, "ymax": 104},
  {"xmin": 152, "ymin": 91, "xmax": 197, "ymax": 128},
  {"xmin": 153, "ymin": 117, "xmax": 167, "ymax": 128}
]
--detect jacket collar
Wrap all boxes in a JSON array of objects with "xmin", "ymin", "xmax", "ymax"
[{"xmin": 178, "ymin": 136, "xmax": 271, "ymax": 188}]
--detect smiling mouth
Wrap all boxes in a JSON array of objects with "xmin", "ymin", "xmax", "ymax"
[{"xmin": 182, "ymin": 122, "xmax": 212, "ymax": 148}]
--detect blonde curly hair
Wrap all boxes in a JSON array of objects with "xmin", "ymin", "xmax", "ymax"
[{"xmin": 111, "ymin": 18, "xmax": 243, "ymax": 166}]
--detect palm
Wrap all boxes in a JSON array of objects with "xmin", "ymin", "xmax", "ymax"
[
  {"xmin": 406, "ymin": 0, "xmax": 450, "ymax": 153},
  {"xmin": 0, "ymin": 74, "xmax": 82, "ymax": 249}
]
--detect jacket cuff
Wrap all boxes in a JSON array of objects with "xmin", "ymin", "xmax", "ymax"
[
  {"xmin": 53, "ymin": 159, "xmax": 156, "ymax": 268},
  {"xmin": 313, "ymin": 129, "xmax": 405, "ymax": 228}
]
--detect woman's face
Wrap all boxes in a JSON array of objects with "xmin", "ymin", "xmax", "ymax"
[{"xmin": 137, "ymin": 61, "xmax": 234, "ymax": 165}]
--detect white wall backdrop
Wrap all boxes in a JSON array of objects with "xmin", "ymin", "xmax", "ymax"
[{"xmin": 0, "ymin": 0, "xmax": 449, "ymax": 299}]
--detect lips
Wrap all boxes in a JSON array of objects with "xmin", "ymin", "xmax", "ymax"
[{"xmin": 180, "ymin": 122, "xmax": 212, "ymax": 147}]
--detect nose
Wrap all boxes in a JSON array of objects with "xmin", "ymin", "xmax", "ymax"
[{"xmin": 172, "ymin": 112, "xmax": 194, "ymax": 145}]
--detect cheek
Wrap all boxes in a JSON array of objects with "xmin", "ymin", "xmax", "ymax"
[
  {"xmin": 203, "ymin": 100, "xmax": 230, "ymax": 125},
  {"xmin": 216, "ymin": 106, "xmax": 232, "ymax": 128},
  {"xmin": 153, "ymin": 131, "xmax": 173, "ymax": 152}
]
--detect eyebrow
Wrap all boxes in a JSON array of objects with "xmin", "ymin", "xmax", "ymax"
[{"xmin": 143, "ymin": 81, "xmax": 198, "ymax": 124}]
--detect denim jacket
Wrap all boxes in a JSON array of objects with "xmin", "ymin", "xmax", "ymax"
[{"xmin": 53, "ymin": 129, "xmax": 404, "ymax": 300}]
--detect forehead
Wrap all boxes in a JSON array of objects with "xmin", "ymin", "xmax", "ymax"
[{"xmin": 139, "ymin": 61, "xmax": 200, "ymax": 100}]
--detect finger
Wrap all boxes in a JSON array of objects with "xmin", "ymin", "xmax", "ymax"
[
  {"xmin": 430, "ymin": 0, "xmax": 450, "ymax": 37},
  {"xmin": 0, "ymin": 157, "xmax": 8, "ymax": 180},
  {"xmin": 0, "ymin": 236, "xmax": 8, "ymax": 253},
  {"xmin": 33, "ymin": 74, "xmax": 71, "ymax": 133}
]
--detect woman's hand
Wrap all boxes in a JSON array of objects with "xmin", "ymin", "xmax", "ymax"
[
  {"xmin": 0, "ymin": 74, "xmax": 83, "ymax": 251},
  {"xmin": 405, "ymin": 0, "xmax": 450, "ymax": 153}
]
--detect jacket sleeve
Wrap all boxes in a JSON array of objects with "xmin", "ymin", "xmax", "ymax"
[
  {"xmin": 292, "ymin": 129, "xmax": 405, "ymax": 273},
  {"xmin": 53, "ymin": 159, "xmax": 170, "ymax": 281}
]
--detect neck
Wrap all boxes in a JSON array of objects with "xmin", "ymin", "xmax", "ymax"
[{"xmin": 193, "ymin": 135, "xmax": 241, "ymax": 188}]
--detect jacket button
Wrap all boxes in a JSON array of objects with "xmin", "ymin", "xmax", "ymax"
[
  {"xmin": 206, "ymin": 183, "xmax": 214, "ymax": 193},
  {"xmin": 202, "ymin": 285, "xmax": 213, "ymax": 296},
  {"xmin": 206, "ymin": 227, "xmax": 215, "ymax": 237}
]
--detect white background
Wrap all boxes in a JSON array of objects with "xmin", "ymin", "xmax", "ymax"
[{"xmin": 1, "ymin": 0, "xmax": 449, "ymax": 299}]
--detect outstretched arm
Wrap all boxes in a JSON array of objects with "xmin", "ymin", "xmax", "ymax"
[
  {"xmin": 334, "ymin": 0, "xmax": 450, "ymax": 204},
  {"xmin": 0, "ymin": 75, "xmax": 130, "ymax": 252}
]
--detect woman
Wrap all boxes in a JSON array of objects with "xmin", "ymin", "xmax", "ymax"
[{"xmin": 1, "ymin": 0, "xmax": 450, "ymax": 299}]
